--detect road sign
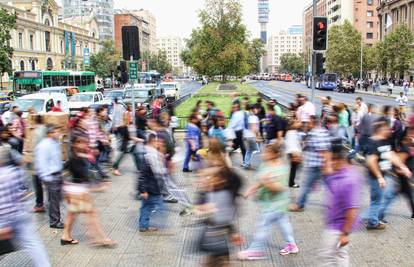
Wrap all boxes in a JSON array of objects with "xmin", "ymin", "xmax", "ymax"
[
  {"xmin": 129, "ymin": 61, "xmax": 138, "ymax": 81},
  {"xmin": 83, "ymin": 48, "xmax": 90, "ymax": 66}
]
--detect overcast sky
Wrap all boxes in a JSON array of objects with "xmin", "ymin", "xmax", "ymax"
[{"xmin": 114, "ymin": 0, "xmax": 311, "ymax": 39}]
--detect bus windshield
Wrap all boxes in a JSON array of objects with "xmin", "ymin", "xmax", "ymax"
[
  {"xmin": 13, "ymin": 99, "xmax": 44, "ymax": 112},
  {"xmin": 322, "ymin": 74, "xmax": 337, "ymax": 82}
]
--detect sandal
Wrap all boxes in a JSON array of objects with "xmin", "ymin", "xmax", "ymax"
[
  {"xmin": 60, "ymin": 239, "xmax": 79, "ymax": 245},
  {"xmin": 91, "ymin": 239, "xmax": 117, "ymax": 248}
]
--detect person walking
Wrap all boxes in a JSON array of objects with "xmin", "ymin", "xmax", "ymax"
[
  {"xmin": 31, "ymin": 115, "xmax": 47, "ymax": 213},
  {"xmin": 395, "ymin": 92, "xmax": 408, "ymax": 119},
  {"xmin": 285, "ymin": 120, "xmax": 302, "ymax": 188},
  {"xmin": 228, "ymin": 103, "xmax": 247, "ymax": 163},
  {"xmin": 265, "ymin": 103, "xmax": 285, "ymax": 144},
  {"xmin": 112, "ymin": 104, "xmax": 132, "ymax": 176},
  {"xmin": 319, "ymin": 139, "xmax": 362, "ymax": 266},
  {"xmin": 238, "ymin": 142, "xmax": 299, "ymax": 260},
  {"xmin": 61, "ymin": 136, "xmax": 115, "ymax": 247},
  {"xmin": 296, "ymin": 95, "xmax": 316, "ymax": 125},
  {"xmin": 359, "ymin": 104, "xmax": 378, "ymax": 154},
  {"xmin": 337, "ymin": 103, "xmax": 351, "ymax": 145},
  {"xmin": 289, "ymin": 116, "xmax": 331, "ymax": 212},
  {"xmin": 365, "ymin": 119, "xmax": 411, "ymax": 230},
  {"xmin": 11, "ymin": 111, "xmax": 25, "ymax": 153},
  {"xmin": 34, "ymin": 124, "xmax": 64, "ymax": 229},
  {"xmin": 0, "ymin": 126, "xmax": 51, "ymax": 267},
  {"xmin": 183, "ymin": 114, "xmax": 201, "ymax": 172},
  {"xmin": 242, "ymin": 104, "xmax": 260, "ymax": 169}
]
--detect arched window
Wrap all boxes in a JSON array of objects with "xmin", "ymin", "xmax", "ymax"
[
  {"xmin": 31, "ymin": 60, "xmax": 36, "ymax": 70},
  {"xmin": 44, "ymin": 19, "xmax": 50, "ymax": 26},
  {"xmin": 46, "ymin": 58, "xmax": 53, "ymax": 70},
  {"xmin": 20, "ymin": 60, "xmax": 25, "ymax": 71}
]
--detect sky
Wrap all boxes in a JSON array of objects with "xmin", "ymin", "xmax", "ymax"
[{"xmin": 114, "ymin": 0, "xmax": 311, "ymax": 39}]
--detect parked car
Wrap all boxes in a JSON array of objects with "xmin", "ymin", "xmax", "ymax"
[
  {"xmin": 68, "ymin": 92, "xmax": 103, "ymax": 115},
  {"xmin": 159, "ymin": 82, "xmax": 180, "ymax": 102},
  {"xmin": 13, "ymin": 93, "xmax": 69, "ymax": 117},
  {"xmin": 40, "ymin": 86, "xmax": 80, "ymax": 98},
  {"xmin": 124, "ymin": 84, "xmax": 156, "ymax": 108},
  {"xmin": 337, "ymin": 80, "xmax": 355, "ymax": 93},
  {"xmin": 104, "ymin": 90, "xmax": 125, "ymax": 101}
]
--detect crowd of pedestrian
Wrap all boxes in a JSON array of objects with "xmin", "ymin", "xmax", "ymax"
[{"xmin": 0, "ymin": 87, "xmax": 413, "ymax": 267}]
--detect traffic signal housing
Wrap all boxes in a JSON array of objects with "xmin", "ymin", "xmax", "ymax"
[
  {"xmin": 316, "ymin": 53, "xmax": 326, "ymax": 75},
  {"xmin": 313, "ymin": 17, "xmax": 328, "ymax": 51}
]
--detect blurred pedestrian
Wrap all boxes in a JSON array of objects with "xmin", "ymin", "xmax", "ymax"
[
  {"xmin": 31, "ymin": 115, "xmax": 47, "ymax": 213},
  {"xmin": 34, "ymin": 124, "xmax": 64, "ymax": 229},
  {"xmin": 0, "ymin": 126, "xmax": 51, "ymax": 267},
  {"xmin": 51, "ymin": 100, "xmax": 63, "ymax": 112},
  {"xmin": 243, "ymin": 104, "xmax": 260, "ymax": 169},
  {"xmin": 112, "ymin": 104, "xmax": 133, "ymax": 176},
  {"xmin": 238, "ymin": 142, "xmax": 299, "ymax": 260},
  {"xmin": 296, "ymin": 95, "xmax": 315, "ymax": 124},
  {"xmin": 395, "ymin": 92, "xmax": 408, "ymax": 119},
  {"xmin": 265, "ymin": 103, "xmax": 284, "ymax": 143},
  {"xmin": 285, "ymin": 120, "xmax": 302, "ymax": 188},
  {"xmin": 11, "ymin": 110, "xmax": 25, "ymax": 153},
  {"xmin": 228, "ymin": 103, "xmax": 247, "ymax": 162},
  {"xmin": 319, "ymin": 139, "xmax": 362, "ymax": 266},
  {"xmin": 183, "ymin": 114, "xmax": 201, "ymax": 172}
]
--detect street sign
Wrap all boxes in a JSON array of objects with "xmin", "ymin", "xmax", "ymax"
[
  {"xmin": 129, "ymin": 61, "xmax": 138, "ymax": 81},
  {"xmin": 83, "ymin": 48, "xmax": 90, "ymax": 66}
]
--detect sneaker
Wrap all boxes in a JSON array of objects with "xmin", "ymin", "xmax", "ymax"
[
  {"xmin": 163, "ymin": 195, "xmax": 178, "ymax": 203},
  {"xmin": 179, "ymin": 207, "xmax": 193, "ymax": 217},
  {"xmin": 289, "ymin": 184, "xmax": 300, "ymax": 188},
  {"xmin": 288, "ymin": 204, "xmax": 304, "ymax": 212},
  {"xmin": 182, "ymin": 168, "xmax": 192, "ymax": 173},
  {"xmin": 237, "ymin": 250, "xmax": 266, "ymax": 260},
  {"xmin": 279, "ymin": 243, "xmax": 299, "ymax": 256},
  {"xmin": 380, "ymin": 219, "xmax": 389, "ymax": 224},
  {"xmin": 366, "ymin": 223, "xmax": 386, "ymax": 230}
]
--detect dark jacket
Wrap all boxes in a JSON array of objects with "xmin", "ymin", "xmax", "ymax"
[{"xmin": 137, "ymin": 149, "xmax": 162, "ymax": 195}]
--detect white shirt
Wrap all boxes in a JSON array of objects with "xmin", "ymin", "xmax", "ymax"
[
  {"xmin": 285, "ymin": 130, "xmax": 302, "ymax": 154},
  {"xmin": 296, "ymin": 101, "xmax": 316, "ymax": 123},
  {"xmin": 228, "ymin": 110, "xmax": 246, "ymax": 131},
  {"xmin": 396, "ymin": 95, "xmax": 408, "ymax": 106},
  {"xmin": 243, "ymin": 114, "xmax": 259, "ymax": 138}
]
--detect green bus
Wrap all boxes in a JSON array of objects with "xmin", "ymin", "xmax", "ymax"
[{"xmin": 13, "ymin": 70, "xmax": 96, "ymax": 97}]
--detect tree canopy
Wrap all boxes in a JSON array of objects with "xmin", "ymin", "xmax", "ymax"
[
  {"xmin": 279, "ymin": 53, "xmax": 305, "ymax": 75},
  {"xmin": 181, "ymin": 0, "xmax": 257, "ymax": 81},
  {"xmin": 142, "ymin": 50, "xmax": 172, "ymax": 75},
  {"xmin": 88, "ymin": 40, "xmax": 120, "ymax": 78},
  {"xmin": 0, "ymin": 8, "xmax": 16, "ymax": 79}
]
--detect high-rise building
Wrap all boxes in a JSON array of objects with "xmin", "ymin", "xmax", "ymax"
[
  {"xmin": 62, "ymin": 0, "xmax": 114, "ymax": 40},
  {"xmin": 267, "ymin": 29, "xmax": 303, "ymax": 73},
  {"xmin": 157, "ymin": 36, "xmax": 187, "ymax": 75},
  {"xmin": 131, "ymin": 9, "xmax": 157, "ymax": 54},
  {"xmin": 114, "ymin": 12, "xmax": 151, "ymax": 57},
  {"xmin": 258, "ymin": 0, "xmax": 269, "ymax": 72},
  {"xmin": 327, "ymin": 0, "xmax": 353, "ymax": 25}
]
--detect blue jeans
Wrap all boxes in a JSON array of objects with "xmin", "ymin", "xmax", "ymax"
[
  {"xmin": 139, "ymin": 194, "xmax": 166, "ymax": 230},
  {"xmin": 248, "ymin": 211, "xmax": 295, "ymax": 252},
  {"xmin": 244, "ymin": 138, "xmax": 258, "ymax": 166},
  {"xmin": 367, "ymin": 176, "xmax": 386, "ymax": 227},
  {"xmin": 9, "ymin": 214, "xmax": 51, "ymax": 267},
  {"xmin": 378, "ymin": 176, "xmax": 397, "ymax": 221},
  {"xmin": 296, "ymin": 167, "xmax": 322, "ymax": 208},
  {"xmin": 183, "ymin": 143, "xmax": 199, "ymax": 170}
]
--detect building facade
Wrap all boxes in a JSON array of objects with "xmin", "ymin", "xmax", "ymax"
[
  {"xmin": 303, "ymin": 0, "xmax": 327, "ymax": 55},
  {"xmin": 61, "ymin": 0, "xmax": 114, "ymax": 40},
  {"xmin": 156, "ymin": 36, "xmax": 187, "ymax": 75},
  {"xmin": 267, "ymin": 30, "xmax": 303, "ymax": 73},
  {"xmin": 0, "ymin": 0, "xmax": 100, "ymax": 82},
  {"xmin": 353, "ymin": 0, "xmax": 380, "ymax": 46},
  {"xmin": 327, "ymin": 0, "xmax": 353, "ymax": 25},
  {"xmin": 131, "ymin": 9, "xmax": 157, "ymax": 54}
]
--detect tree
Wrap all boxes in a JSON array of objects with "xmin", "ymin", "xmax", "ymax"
[
  {"xmin": 181, "ymin": 0, "xmax": 250, "ymax": 82},
  {"xmin": 88, "ymin": 40, "xmax": 120, "ymax": 78},
  {"xmin": 142, "ymin": 50, "xmax": 172, "ymax": 75},
  {"xmin": 279, "ymin": 53, "xmax": 305, "ymax": 75},
  {"xmin": 246, "ymin": 38, "xmax": 265, "ymax": 74},
  {"xmin": 326, "ymin": 20, "xmax": 361, "ymax": 77},
  {"xmin": 382, "ymin": 24, "xmax": 414, "ymax": 78},
  {"xmin": 0, "ymin": 8, "xmax": 16, "ymax": 84},
  {"xmin": 362, "ymin": 45, "xmax": 377, "ymax": 76}
]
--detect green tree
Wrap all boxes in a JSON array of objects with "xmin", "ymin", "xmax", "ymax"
[
  {"xmin": 326, "ymin": 20, "xmax": 361, "ymax": 77},
  {"xmin": 279, "ymin": 53, "xmax": 305, "ymax": 75},
  {"xmin": 362, "ymin": 45, "xmax": 377, "ymax": 76},
  {"xmin": 181, "ymin": 0, "xmax": 250, "ymax": 82},
  {"xmin": 142, "ymin": 50, "xmax": 172, "ymax": 75},
  {"xmin": 246, "ymin": 38, "xmax": 265, "ymax": 74},
  {"xmin": 383, "ymin": 24, "xmax": 414, "ymax": 78},
  {"xmin": 88, "ymin": 40, "xmax": 120, "ymax": 78},
  {"xmin": 0, "ymin": 8, "xmax": 16, "ymax": 84}
]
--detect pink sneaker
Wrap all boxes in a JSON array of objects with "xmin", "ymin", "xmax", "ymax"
[
  {"xmin": 279, "ymin": 243, "xmax": 299, "ymax": 256},
  {"xmin": 237, "ymin": 250, "xmax": 266, "ymax": 260}
]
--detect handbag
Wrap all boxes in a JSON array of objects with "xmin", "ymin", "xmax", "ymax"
[{"xmin": 199, "ymin": 224, "xmax": 229, "ymax": 254}]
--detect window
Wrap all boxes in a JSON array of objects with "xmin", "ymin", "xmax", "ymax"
[
  {"xmin": 20, "ymin": 60, "xmax": 25, "ymax": 71},
  {"xmin": 69, "ymin": 76, "xmax": 74, "ymax": 86},
  {"xmin": 43, "ymin": 75, "xmax": 51, "ymax": 87},
  {"xmin": 75, "ymin": 75, "xmax": 81, "ymax": 86},
  {"xmin": 31, "ymin": 61, "xmax": 35, "ymax": 71},
  {"xmin": 45, "ymin": 99, "xmax": 54, "ymax": 112},
  {"xmin": 29, "ymin": 34, "xmax": 34, "ymax": 50},
  {"xmin": 45, "ymin": 31, "xmax": 51, "ymax": 52},
  {"xmin": 367, "ymin": 21, "xmax": 374, "ymax": 28},
  {"xmin": 94, "ymin": 94, "xmax": 98, "ymax": 102},
  {"xmin": 367, "ymin": 11, "xmax": 373, "ymax": 17},
  {"xmin": 81, "ymin": 75, "xmax": 87, "ymax": 86},
  {"xmin": 52, "ymin": 76, "xmax": 61, "ymax": 86},
  {"xmin": 18, "ymin": 33, "xmax": 23, "ymax": 49},
  {"xmin": 366, "ymin": 32, "xmax": 374, "ymax": 39},
  {"xmin": 367, "ymin": 0, "xmax": 373, "ymax": 5}
]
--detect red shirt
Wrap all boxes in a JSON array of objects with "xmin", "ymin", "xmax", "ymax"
[{"xmin": 51, "ymin": 106, "xmax": 62, "ymax": 112}]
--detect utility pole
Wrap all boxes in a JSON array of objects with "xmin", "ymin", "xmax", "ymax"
[{"xmin": 311, "ymin": 0, "xmax": 317, "ymax": 104}]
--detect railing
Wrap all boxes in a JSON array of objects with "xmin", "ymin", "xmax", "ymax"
[{"xmin": 146, "ymin": 93, "xmax": 192, "ymax": 119}]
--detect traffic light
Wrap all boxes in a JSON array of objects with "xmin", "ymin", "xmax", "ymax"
[
  {"xmin": 122, "ymin": 26, "xmax": 140, "ymax": 61},
  {"xmin": 313, "ymin": 17, "xmax": 328, "ymax": 51},
  {"xmin": 118, "ymin": 61, "xmax": 128, "ymax": 84},
  {"xmin": 316, "ymin": 53, "xmax": 326, "ymax": 75}
]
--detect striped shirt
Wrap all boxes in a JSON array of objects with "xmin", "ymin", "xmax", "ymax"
[{"xmin": 303, "ymin": 127, "xmax": 331, "ymax": 168}]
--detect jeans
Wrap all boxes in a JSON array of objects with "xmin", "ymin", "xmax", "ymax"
[
  {"xmin": 112, "ymin": 150, "xmax": 127, "ymax": 169},
  {"xmin": 379, "ymin": 176, "xmax": 399, "ymax": 220},
  {"xmin": 32, "ymin": 175, "xmax": 44, "ymax": 207},
  {"xmin": 248, "ymin": 211, "xmax": 295, "ymax": 252},
  {"xmin": 338, "ymin": 126, "xmax": 352, "ymax": 145},
  {"xmin": 139, "ymin": 194, "xmax": 166, "ymax": 230},
  {"xmin": 367, "ymin": 176, "xmax": 385, "ymax": 227},
  {"xmin": 44, "ymin": 178, "xmax": 63, "ymax": 226},
  {"xmin": 319, "ymin": 229, "xmax": 349, "ymax": 267},
  {"xmin": 243, "ymin": 138, "xmax": 258, "ymax": 166},
  {"xmin": 183, "ymin": 143, "xmax": 199, "ymax": 170},
  {"xmin": 164, "ymin": 174, "xmax": 191, "ymax": 207},
  {"xmin": 233, "ymin": 130, "xmax": 246, "ymax": 161},
  {"xmin": 296, "ymin": 167, "xmax": 322, "ymax": 208},
  {"xmin": 9, "ymin": 214, "xmax": 51, "ymax": 267}
]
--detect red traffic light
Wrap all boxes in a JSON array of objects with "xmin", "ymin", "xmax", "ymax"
[{"xmin": 317, "ymin": 21, "xmax": 326, "ymax": 30}]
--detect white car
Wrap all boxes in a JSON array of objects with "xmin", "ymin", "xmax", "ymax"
[
  {"xmin": 159, "ymin": 82, "xmax": 180, "ymax": 102},
  {"xmin": 68, "ymin": 92, "xmax": 103, "ymax": 114},
  {"xmin": 12, "ymin": 93, "xmax": 69, "ymax": 117}
]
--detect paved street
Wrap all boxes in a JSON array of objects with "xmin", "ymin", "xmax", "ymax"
[
  {"xmin": 252, "ymin": 81, "xmax": 410, "ymax": 113},
  {"xmin": 1, "ymin": 145, "xmax": 413, "ymax": 267}
]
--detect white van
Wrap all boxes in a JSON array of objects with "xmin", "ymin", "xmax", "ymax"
[
  {"xmin": 13, "ymin": 93, "xmax": 69, "ymax": 117},
  {"xmin": 159, "ymin": 82, "xmax": 180, "ymax": 102}
]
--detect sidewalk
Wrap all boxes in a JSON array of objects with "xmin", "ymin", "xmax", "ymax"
[
  {"xmin": 0, "ymin": 146, "xmax": 413, "ymax": 266},
  {"xmin": 356, "ymin": 84, "xmax": 414, "ymax": 100}
]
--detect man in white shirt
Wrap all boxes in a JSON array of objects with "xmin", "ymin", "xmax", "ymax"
[
  {"xmin": 1, "ymin": 106, "xmax": 18, "ymax": 126},
  {"xmin": 228, "ymin": 103, "xmax": 246, "ymax": 162},
  {"xmin": 242, "ymin": 105, "xmax": 259, "ymax": 169},
  {"xmin": 296, "ymin": 95, "xmax": 316, "ymax": 124},
  {"xmin": 396, "ymin": 92, "xmax": 408, "ymax": 117}
]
